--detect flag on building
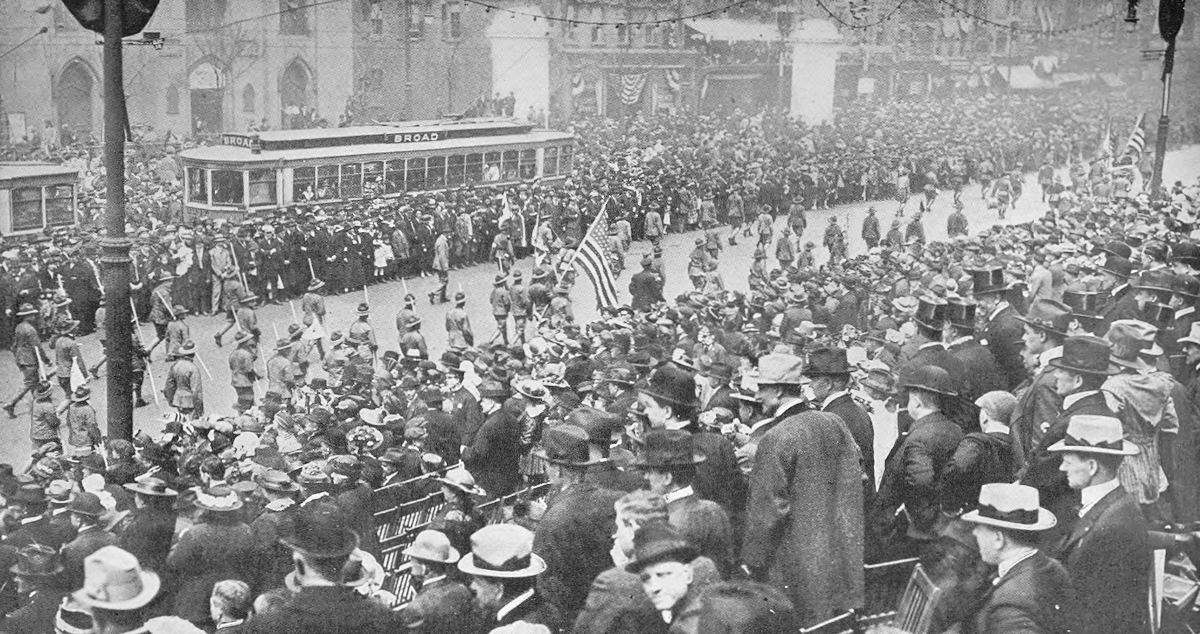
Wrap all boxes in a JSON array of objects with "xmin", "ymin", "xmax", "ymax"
[
  {"xmin": 573, "ymin": 203, "xmax": 620, "ymax": 309},
  {"xmin": 1124, "ymin": 112, "xmax": 1146, "ymax": 156}
]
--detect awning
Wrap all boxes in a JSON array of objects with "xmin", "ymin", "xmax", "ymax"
[
  {"xmin": 685, "ymin": 18, "xmax": 778, "ymax": 42},
  {"xmin": 992, "ymin": 66, "xmax": 1057, "ymax": 90}
]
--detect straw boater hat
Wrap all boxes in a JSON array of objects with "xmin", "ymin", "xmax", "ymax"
[
  {"xmin": 457, "ymin": 524, "xmax": 547, "ymax": 578},
  {"xmin": 124, "ymin": 477, "xmax": 178, "ymax": 498},
  {"xmin": 73, "ymin": 546, "xmax": 160, "ymax": 611},
  {"xmin": 961, "ymin": 483, "xmax": 1057, "ymax": 532},
  {"xmin": 1047, "ymin": 414, "xmax": 1139, "ymax": 456}
]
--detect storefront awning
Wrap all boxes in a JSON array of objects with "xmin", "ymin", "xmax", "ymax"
[{"xmin": 685, "ymin": 18, "xmax": 778, "ymax": 42}]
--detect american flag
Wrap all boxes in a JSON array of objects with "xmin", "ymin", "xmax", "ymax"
[
  {"xmin": 573, "ymin": 200, "xmax": 620, "ymax": 309},
  {"xmin": 1124, "ymin": 112, "xmax": 1146, "ymax": 157}
]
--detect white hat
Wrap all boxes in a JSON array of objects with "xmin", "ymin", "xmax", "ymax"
[
  {"xmin": 457, "ymin": 524, "xmax": 547, "ymax": 579},
  {"xmin": 1047, "ymin": 414, "xmax": 1139, "ymax": 456},
  {"xmin": 961, "ymin": 483, "xmax": 1056, "ymax": 532}
]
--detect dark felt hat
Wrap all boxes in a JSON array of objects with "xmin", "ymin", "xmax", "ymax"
[
  {"xmin": 944, "ymin": 297, "xmax": 977, "ymax": 329},
  {"xmin": 1016, "ymin": 299, "xmax": 1072, "ymax": 337},
  {"xmin": 804, "ymin": 347, "xmax": 851, "ymax": 376},
  {"xmin": 1062, "ymin": 290, "xmax": 1105, "ymax": 320},
  {"xmin": 1047, "ymin": 335, "xmax": 1117, "ymax": 376},
  {"xmin": 969, "ymin": 266, "xmax": 1007, "ymax": 296},
  {"xmin": 278, "ymin": 503, "xmax": 359, "ymax": 559},
  {"xmin": 900, "ymin": 365, "xmax": 958, "ymax": 397},
  {"xmin": 625, "ymin": 521, "xmax": 698, "ymax": 573},
  {"xmin": 534, "ymin": 424, "xmax": 602, "ymax": 467},
  {"xmin": 639, "ymin": 365, "xmax": 698, "ymax": 408},
  {"xmin": 632, "ymin": 429, "xmax": 706, "ymax": 469},
  {"xmin": 913, "ymin": 295, "xmax": 948, "ymax": 330}
]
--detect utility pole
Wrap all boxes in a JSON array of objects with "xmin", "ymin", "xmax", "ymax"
[
  {"xmin": 102, "ymin": 0, "xmax": 134, "ymax": 439},
  {"xmin": 404, "ymin": 0, "xmax": 414, "ymax": 119},
  {"xmin": 1150, "ymin": 0, "xmax": 1186, "ymax": 195}
]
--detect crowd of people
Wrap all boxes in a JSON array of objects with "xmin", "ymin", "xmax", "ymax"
[{"xmin": 0, "ymin": 84, "xmax": 1197, "ymax": 634}]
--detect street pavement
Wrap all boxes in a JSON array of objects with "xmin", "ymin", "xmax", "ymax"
[{"xmin": 1, "ymin": 146, "xmax": 1197, "ymax": 468}]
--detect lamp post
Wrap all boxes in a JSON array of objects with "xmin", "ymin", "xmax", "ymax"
[{"xmin": 1150, "ymin": 0, "xmax": 1186, "ymax": 195}]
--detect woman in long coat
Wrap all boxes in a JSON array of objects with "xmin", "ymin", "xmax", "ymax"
[{"xmin": 166, "ymin": 486, "xmax": 257, "ymax": 625}]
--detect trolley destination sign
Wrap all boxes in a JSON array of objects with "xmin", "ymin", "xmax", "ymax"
[{"xmin": 217, "ymin": 118, "xmax": 537, "ymax": 153}]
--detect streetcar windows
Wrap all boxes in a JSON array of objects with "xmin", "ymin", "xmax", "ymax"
[
  {"xmin": 187, "ymin": 167, "xmax": 207, "ymax": 203},
  {"xmin": 484, "ymin": 152, "xmax": 501, "ymax": 182},
  {"xmin": 544, "ymin": 147, "xmax": 559, "ymax": 177},
  {"xmin": 341, "ymin": 162, "xmax": 363, "ymax": 199},
  {"xmin": 560, "ymin": 145, "xmax": 573, "ymax": 173},
  {"xmin": 427, "ymin": 156, "xmax": 446, "ymax": 190},
  {"xmin": 519, "ymin": 149, "xmax": 536, "ymax": 180},
  {"xmin": 447, "ymin": 155, "xmax": 465, "ymax": 188},
  {"xmin": 384, "ymin": 160, "xmax": 405, "ymax": 194},
  {"xmin": 406, "ymin": 157, "xmax": 426, "ymax": 191},
  {"xmin": 501, "ymin": 150, "xmax": 518, "ymax": 181},
  {"xmin": 211, "ymin": 170, "xmax": 245, "ymax": 206},
  {"xmin": 45, "ymin": 185, "xmax": 75, "ymax": 226},
  {"xmin": 316, "ymin": 165, "xmax": 339, "ymax": 199},
  {"xmin": 293, "ymin": 166, "xmax": 317, "ymax": 202},
  {"xmin": 249, "ymin": 169, "xmax": 277, "ymax": 206},
  {"xmin": 10, "ymin": 187, "xmax": 44, "ymax": 232},
  {"xmin": 465, "ymin": 153, "xmax": 483, "ymax": 184},
  {"xmin": 364, "ymin": 161, "xmax": 384, "ymax": 196}
]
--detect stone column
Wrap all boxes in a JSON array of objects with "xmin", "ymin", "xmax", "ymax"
[
  {"xmin": 789, "ymin": 18, "xmax": 842, "ymax": 126},
  {"xmin": 485, "ymin": 8, "xmax": 551, "ymax": 119}
]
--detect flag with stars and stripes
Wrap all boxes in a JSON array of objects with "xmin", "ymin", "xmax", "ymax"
[
  {"xmin": 1124, "ymin": 112, "xmax": 1146, "ymax": 157},
  {"xmin": 573, "ymin": 200, "xmax": 620, "ymax": 309}
]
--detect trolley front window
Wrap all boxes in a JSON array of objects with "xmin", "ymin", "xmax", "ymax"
[
  {"xmin": 45, "ymin": 185, "xmax": 75, "ymax": 226},
  {"xmin": 501, "ymin": 150, "xmax": 518, "ymax": 181},
  {"xmin": 187, "ymin": 167, "xmax": 207, "ymax": 203},
  {"xmin": 341, "ymin": 163, "xmax": 363, "ymax": 199},
  {"xmin": 294, "ymin": 166, "xmax": 317, "ymax": 202},
  {"xmin": 484, "ymin": 152, "xmax": 501, "ymax": 182},
  {"xmin": 211, "ymin": 170, "xmax": 245, "ymax": 206},
  {"xmin": 11, "ymin": 187, "xmax": 43, "ymax": 231},
  {"xmin": 249, "ymin": 169, "xmax": 277, "ymax": 206},
  {"xmin": 364, "ymin": 161, "xmax": 384, "ymax": 196}
]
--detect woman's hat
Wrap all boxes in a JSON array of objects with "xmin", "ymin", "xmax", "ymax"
[
  {"xmin": 124, "ymin": 477, "xmax": 178, "ymax": 498},
  {"xmin": 278, "ymin": 504, "xmax": 360, "ymax": 559},
  {"xmin": 435, "ymin": 467, "xmax": 487, "ymax": 497},
  {"xmin": 193, "ymin": 485, "xmax": 244, "ymax": 513},
  {"xmin": 11, "ymin": 544, "xmax": 63, "ymax": 577},
  {"xmin": 1047, "ymin": 414, "xmax": 1139, "ymax": 456},
  {"xmin": 72, "ymin": 546, "xmax": 160, "ymax": 611},
  {"xmin": 632, "ymin": 429, "xmax": 706, "ymax": 469},
  {"xmin": 457, "ymin": 524, "xmax": 547, "ymax": 578},
  {"xmin": 257, "ymin": 469, "xmax": 300, "ymax": 493},
  {"xmin": 1047, "ymin": 335, "xmax": 1117, "ymax": 376},
  {"xmin": 625, "ymin": 521, "xmax": 699, "ymax": 573},
  {"xmin": 639, "ymin": 365, "xmax": 698, "ymax": 408},
  {"xmin": 403, "ymin": 529, "xmax": 461, "ymax": 564},
  {"xmin": 961, "ymin": 483, "xmax": 1057, "ymax": 532},
  {"xmin": 514, "ymin": 379, "xmax": 549, "ymax": 401}
]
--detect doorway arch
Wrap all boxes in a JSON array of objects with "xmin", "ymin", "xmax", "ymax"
[
  {"xmin": 280, "ymin": 58, "xmax": 313, "ymax": 129},
  {"xmin": 188, "ymin": 58, "xmax": 227, "ymax": 134},
  {"xmin": 56, "ymin": 59, "xmax": 95, "ymax": 139}
]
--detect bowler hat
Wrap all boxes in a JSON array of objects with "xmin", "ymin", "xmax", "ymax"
[
  {"xmin": 457, "ymin": 524, "xmax": 546, "ymax": 578},
  {"xmin": 1047, "ymin": 335, "xmax": 1117, "ymax": 376},
  {"xmin": 625, "ymin": 521, "xmax": 698, "ymax": 573},
  {"xmin": 1016, "ymin": 299, "xmax": 1072, "ymax": 337},
  {"xmin": 632, "ymin": 429, "xmax": 706, "ymax": 468},
  {"xmin": 961, "ymin": 483, "xmax": 1057, "ymax": 532},
  {"xmin": 639, "ymin": 365, "xmax": 698, "ymax": 408},
  {"xmin": 1099, "ymin": 240, "xmax": 1133, "ymax": 260},
  {"xmin": 1099, "ymin": 255, "xmax": 1133, "ymax": 279},
  {"xmin": 68, "ymin": 492, "xmax": 106, "ymax": 518},
  {"xmin": 901, "ymin": 365, "xmax": 958, "ymax": 397},
  {"xmin": 72, "ymin": 546, "xmax": 160, "ymax": 611},
  {"xmin": 278, "ymin": 503, "xmax": 360, "ymax": 559},
  {"xmin": 804, "ymin": 347, "xmax": 851, "ymax": 376},
  {"xmin": 1047, "ymin": 414, "xmax": 1138, "ymax": 456}
]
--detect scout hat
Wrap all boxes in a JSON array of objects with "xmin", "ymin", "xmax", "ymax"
[
  {"xmin": 1047, "ymin": 414, "xmax": 1138, "ymax": 455},
  {"xmin": 73, "ymin": 546, "xmax": 160, "ymax": 611},
  {"xmin": 71, "ymin": 386, "xmax": 91, "ymax": 403},
  {"xmin": 960, "ymin": 483, "xmax": 1056, "ymax": 532},
  {"xmin": 457, "ymin": 524, "xmax": 547, "ymax": 578}
]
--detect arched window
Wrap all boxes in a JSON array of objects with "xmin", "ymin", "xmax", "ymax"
[
  {"xmin": 56, "ymin": 60, "xmax": 95, "ymax": 136},
  {"xmin": 166, "ymin": 86, "xmax": 180, "ymax": 114},
  {"xmin": 242, "ymin": 84, "xmax": 256, "ymax": 113},
  {"xmin": 280, "ymin": 59, "xmax": 312, "ymax": 129}
]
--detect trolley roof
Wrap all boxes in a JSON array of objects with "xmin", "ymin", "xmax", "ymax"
[{"xmin": 0, "ymin": 162, "xmax": 80, "ymax": 185}]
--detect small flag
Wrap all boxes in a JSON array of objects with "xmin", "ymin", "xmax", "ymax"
[
  {"xmin": 70, "ymin": 358, "xmax": 88, "ymax": 391},
  {"xmin": 1124, "ymin": 112, "xmax": 1146, "ymax": 157},
  {"xmin": 573, "ymin": 202, "xmax": 620, "ymax": 310}
]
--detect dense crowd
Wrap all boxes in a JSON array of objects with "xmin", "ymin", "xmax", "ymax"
[{"xmin": 0, "ymin": 85, "xmax": 1198, "ymax": 634}]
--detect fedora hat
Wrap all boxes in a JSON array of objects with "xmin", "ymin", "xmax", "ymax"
[
  {"xmin": 257, "ymin": 469, "xmax": 299, "ymax": 493},
  {"xmin": 1104, "ymin": 319, "xmax": 1159, "ymax": 368},
  {"xmin": 73, "ymin": 546, "xmax": 160, "ymax": 611},
  {"xmin": 435, "ymin": 467, "xmax": 487, "ymax": 497},
  {"xmin": 1180, "ymin": 321, "xmax": 1200, "ymax": 347},
  {"xmin": 278, "ymin": 503, "xmax": 360, "ymax": 559},
  {"xmin": 1174, "ymin": 274, "xmax": 1200, "ymax": 299},
  {"xmin": 625, "ymin": 521, "xmax": 699, "ymax": 573},
  {"xmin": 1048, "ymin": 335, "xmax": 1117, "ymax": 376},
  {"xmin": 1133, "ymin": 269, "xmax": 1176, "ymax": 296},
  {"xmin": 804, "ymin": 347, "xmax": 850, "ymax": 376},
  {"xmin": 1062, "ymin": 290, "xmax": 1105, "ymax": 320},
  {"xmin": 756, "ymin": 353, "xmax": 806, "ymax": 386},
  {"xmin": 944, "ymin": 297, "xmax": 977, "ymax": 329},
  {"xmin": 632, "ymin": 429, "xmax": 706, "ymax": 469},
  {"xmin": 403, "ymin": 529, "xmax": 461, "ymax": 564},
  {"xmin": 968, "ymin": 266, "xmax": 1007, "ymax": 296},
  {"xmin": 457, "ymin": 524, "xmax": 547, "ymax": 578},
  {"xmin": 1016, "ymin": 299, "xmax": 1072, "ymax": 337},
  {"xmin": 961, "ymin": 483, "xmax": 1057, "ymax": 532},
  {"xmin": 124, "ymin": 477, "xmax": 178, "ymax": 498},
  {"xmin": 307, "ymin": 278, "xmax": 325, "ymax": 291},
  {"xmin": 535, "ymin": 424, "xmax": 602, "ymax": 467},
  {"xmin": 193, "ymin": 485, "xmax": 244, "ymax": 512},
  {"xmin": 1048, "ymin": 414, "xmax": 1138, "ymax": 456},
  {"xmin": 639, "ymin": 365, "xmax": 698, "ymax": 408},
  {"xmin": 68, "ymin": 492, "xmax": 106, "ymax": 518},
  {"xmin": 900, "ymin": 364, "xmax": 958, "ymax": 397},
  {"xmin": 913, "ymin": 295, "xmax": 948, "ymax": 330},
  {"xmin": 10, "ymin": 544, "xmax": 63, "ymax": 577},
  {"xmin": 860, "ymin": 366, "xmax": 898, "ymax": 395}
]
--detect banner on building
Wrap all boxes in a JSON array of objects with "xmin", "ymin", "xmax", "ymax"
[{"xmin": 620, "ymin": 73, "xmax": 647, "ymax": 106}]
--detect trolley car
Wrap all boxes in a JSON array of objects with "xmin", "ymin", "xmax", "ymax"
[
  {"xmin": 178, "ymin": 118, "xmax": 575, "ymax": 219},
  {"xmin": 0, "ymin": 163, "xmax": 79, "ymax": 239}
]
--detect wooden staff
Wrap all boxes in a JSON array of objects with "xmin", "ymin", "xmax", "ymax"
[
  {"xmin": 307, "ymin": 257, "xmax": 317, "ymax": 281},
  {"xmin": 363, "ymin": 285, "xmax": 369, "ymax": 305},
  {"xmin": 289, "ymin": 301, "xmax": 299, "ymax": 323},
  {"xmin": 195, "ymin": 355, "xmax": 214, "ymax": 381}
]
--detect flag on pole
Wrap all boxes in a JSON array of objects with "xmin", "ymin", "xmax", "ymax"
[
  {"xmin": 1124, "ymin": 112, "xmax": 1146, "ymax": 157},
  {"xmin": 70, "ymin": 358, "xmax": 88, "ymax": 391},
  {"xmin": 572, "ymin": 204, "xmax": 620, "ymax": 310},
  {"xmin": 1095, "ymin": 118, "xmax": 1113, "ymax": 162}
]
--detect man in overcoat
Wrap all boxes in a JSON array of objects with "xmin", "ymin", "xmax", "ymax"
[
  {"xmin": 971, "ymin": 266, "xmax": 1026, "ymax": 391},
  {"xmin": 741, "ymin": 353, "xmax": 864, "ymax": 627}
]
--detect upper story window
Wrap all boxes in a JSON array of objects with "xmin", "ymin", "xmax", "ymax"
[
  {"xmin": 280, "ymin": 0, "xmax": 311, "ymax": 36},
  {"xmin": 186, "ymin": 0, "xmax": 227, "ymax": 32}
]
